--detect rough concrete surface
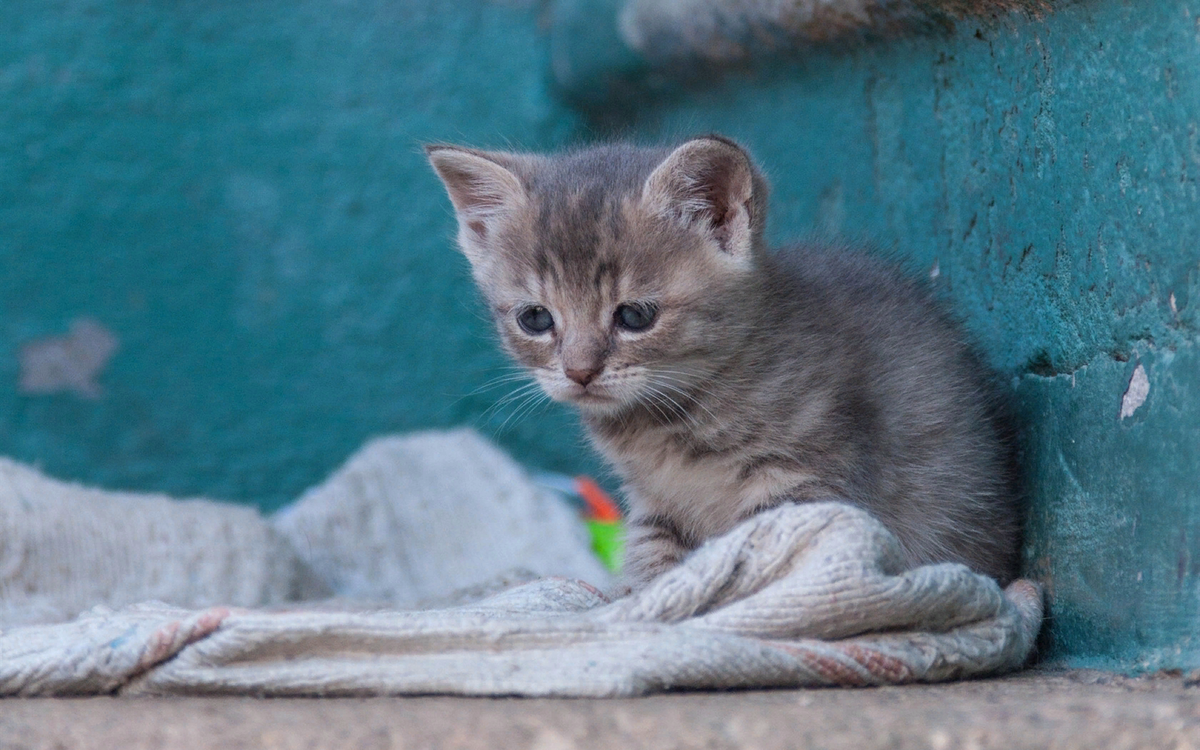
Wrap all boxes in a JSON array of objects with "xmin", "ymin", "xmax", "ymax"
[{"xmin": 0, "ymin": 670, "xmax": 1197, "ymax": 749}]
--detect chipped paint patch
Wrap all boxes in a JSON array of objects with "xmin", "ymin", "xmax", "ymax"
[
  {"xmin": 1119, "ymin": 364, "xmax": 1149, "ymax": 420},
  {"xmin": 18, "ymin": 318, "xmax": 119, "ymax": 399}
]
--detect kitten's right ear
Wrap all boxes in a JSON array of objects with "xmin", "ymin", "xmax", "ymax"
[{"xmin": 426, "ymin": 145, "xmax": 526, "ymax": 256}]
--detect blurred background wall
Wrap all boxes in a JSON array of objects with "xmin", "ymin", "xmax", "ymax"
[
  {"xmin": 2, "ymin": 0, "xmax": 589, "ymax": 508},
  {"xmin": 4, "ymin": 0, "xmax": 1199, "ymax": 671}
]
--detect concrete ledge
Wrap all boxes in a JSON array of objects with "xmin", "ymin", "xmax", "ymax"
[{"xmin": 1, "ymin": 670, "xmax": 1197, "ymax": 749}]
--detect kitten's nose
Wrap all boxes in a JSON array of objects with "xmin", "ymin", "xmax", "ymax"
[{"xmin": 565, "ymin": 367, "xmax": 601, "ymax": 387}]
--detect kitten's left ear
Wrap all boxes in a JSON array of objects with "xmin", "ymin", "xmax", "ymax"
[{"xmin": 642, "ymin": 136, "xmax": 760, "ymax": 259}]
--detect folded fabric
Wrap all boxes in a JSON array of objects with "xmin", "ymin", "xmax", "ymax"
[
  {"xmin": 0, "ymin": 503, "xmax": 1043, "ymax": 697},
  {"xmin": 0, "ymin": 457, "xmax": 305, "ymax": 627},
  {"xmin": 0, "ymin": 430, "xmax": 612, "ymax": 627}
]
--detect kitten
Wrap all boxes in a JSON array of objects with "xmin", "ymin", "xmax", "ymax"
[{"xmin": 427, "ymin": 136, "xmax": 1021, "ymax": 588}]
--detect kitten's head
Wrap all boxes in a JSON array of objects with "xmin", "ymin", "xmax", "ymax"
[{"xmin": 427, "ymin": 136, "xmax": 768, "ymax": 416}]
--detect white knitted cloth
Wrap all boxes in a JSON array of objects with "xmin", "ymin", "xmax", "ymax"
[
  {"xmin": 271, "ymin": 430, "xmax": 613, "ymax": 608},
  {"xmin": 0, "ymin": 501, "xmax": 1042, "ymax": 697},
  {"xmin": 0, "ymin": 429, "xmax": 611, "ymax": 629},
  {"xmin": 0, "ymin": 458, "xmax": 305, "ymax": 627}
]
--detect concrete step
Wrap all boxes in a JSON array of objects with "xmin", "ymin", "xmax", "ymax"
[{"xmin": 1, "ymin": 669, "xmax": 1196, "ymax": 749}]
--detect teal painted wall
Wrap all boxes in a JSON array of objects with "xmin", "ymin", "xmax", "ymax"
[
  {"xmin": 1, "ymin": 0, "xmax": 596, "ymax": 510},
  {"xmin": 4, "ymin": 0, "xmax": 1199, "ymax": 669}
]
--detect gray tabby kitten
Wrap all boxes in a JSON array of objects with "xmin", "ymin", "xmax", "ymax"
[{"xmin": 427, "ymin": 136, "xmax": 1020, "ymax": 588}]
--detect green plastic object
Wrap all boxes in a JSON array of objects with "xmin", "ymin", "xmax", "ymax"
[{"xmin": 586, "ymin": 519, "xmax": 625, "ymax": 574}]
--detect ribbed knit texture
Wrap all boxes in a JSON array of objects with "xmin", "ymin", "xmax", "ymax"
[{"xmin": 0, "ymin": 502, "xmax": 1041, "ymax": 697}]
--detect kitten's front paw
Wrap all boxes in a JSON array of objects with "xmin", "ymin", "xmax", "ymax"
[{"xmin": 622, "ymin": 515, "xmax": 693, "ymax": 590}]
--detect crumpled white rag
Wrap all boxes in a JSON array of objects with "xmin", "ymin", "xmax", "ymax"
[{"xmin": 0, "ymin": 502, "xmax": 1042, "ymax": 697}]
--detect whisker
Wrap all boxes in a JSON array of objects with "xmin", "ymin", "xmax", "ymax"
[
  {"xmin": 649, "ymin": 371, "xmax": 725, "ymax": 399},
  {"xmin": 649, "ymin": 386, "xmax": 697, "ymax": 428},
  {"xmin": 494, "ymin": 390, "xmax": 550, "ymax": 434},
  {"xmin": 479, "ymin": 381, "xmax": 545, "ymax": 421},
  {"xmin": 491, "ymin": 386, "xmax": 545, "ymax": 416},
  {"xmin": 651, "ymin": 378, "xmax": 720, "ymax": 424},
  {"xmin": 638, "ymin": 369, "xmax": 722, "ymax": 424},
  {"xmin": 639, "ymin": 390, "xmax": 673, "ymax": 427},
  {"xmin": 459, "ymin": 372, "xmax": 536, "ymax": 398},
  {"xmin": 489, "ymin": 380, "xmax": 544, "ymax": 406},
  {"xmin": 649, "ymin": 362, "xmax": 752, "ymax": 389},
  {"xmin": 491, "ymin": 394, "xmax": 536, "ymax": 434},
  {"xmin": 649, "ymin": 368, "xmax": 729, "ymax": 393},
  {"xmin": 514, "ymin": 393, "xmax": 554, "ymax": 430},
  {"xmin": 646, "ymin": 385, "xmax": 699, "ymax": 428}
]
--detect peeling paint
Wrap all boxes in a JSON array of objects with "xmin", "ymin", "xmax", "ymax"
[
  {"xmin": 1119, "ymin": 364, "xmax": 1149, "ymax": 420},
  {"xmin": 18, "ymin": 318, "xmax": 119, "ymax": 399}
]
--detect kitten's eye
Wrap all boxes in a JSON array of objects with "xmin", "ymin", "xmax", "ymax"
[
  {"xmin": 516, "ymin": 305, "xmax": 554, "ymax": 334},
  {"xmin": 615, "ymin": 302, "xmax": 657, "ymax": 332}
]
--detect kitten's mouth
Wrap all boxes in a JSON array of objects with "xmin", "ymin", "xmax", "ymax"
[
  {"xmin": 551, "ymin": 380, "xmax": 629, "ymax": 411},
  {"xmin": 567, "ymin": 385, "xmax": 617, "ymax": 405},
  {"xmin": 572, "ymin": 389, "xmax": 613, "ymax": 402}
]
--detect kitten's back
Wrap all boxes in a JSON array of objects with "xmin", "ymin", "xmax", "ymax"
[{"xmin": 758, "ymin": 244, "xmax": 1021, "ymax": 581}]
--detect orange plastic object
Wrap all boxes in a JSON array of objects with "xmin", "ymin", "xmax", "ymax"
[{"xmin": 574, "ymin": 476, "xmax": 622, "ymax": 522}]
